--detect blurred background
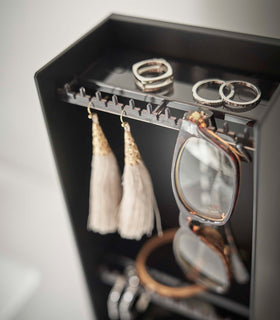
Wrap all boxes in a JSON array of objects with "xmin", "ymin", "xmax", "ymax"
[{"xmin": 0, "ymin": 0, "xmax": 279, "ymax": 319}]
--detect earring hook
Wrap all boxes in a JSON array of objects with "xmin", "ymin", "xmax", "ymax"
[
  {"xmin": 120, "ymin": 108, "xmax": 126, "ymax": 127},
  {"xmin": 120, "ymin": 108, "xmax": 130, "ymax": 131},
  {"xmin": 87, "ymin": 101, "xmax": 94, "ymax": 119},
  {"xmin": 87, "ymin": 100, "xmax": 98, "ymax": 123}
]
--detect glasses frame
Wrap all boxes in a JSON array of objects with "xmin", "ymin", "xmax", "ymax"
[
  {"xmin": 171, "ymin": 111, "xmax": 241, "ymax": 226},
  {"xmin": 173, "ymin": 213, "xmax": 232, "ymax": 293}
]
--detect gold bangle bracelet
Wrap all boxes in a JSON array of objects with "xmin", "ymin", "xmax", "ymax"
[{"xmin": 135, "ymin": 228, "xmax": 206, "ymax": 298}]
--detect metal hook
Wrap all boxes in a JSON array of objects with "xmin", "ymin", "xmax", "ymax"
[
  {"xmin": 120, "ymin": 108, "xmax": 131, "ymax": 132},
  {"xmin": 120, "ymin": 108, "xmax": 126, "ymax": 127},
  {"xmin": 87, "ymin": 100, "xmax": 98, "ymax": 123},
  {"xmin": 87, "ymin": 100, "xmax": 94, "ymax": 119}
]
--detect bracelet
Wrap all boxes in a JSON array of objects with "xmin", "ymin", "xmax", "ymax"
[{"xmin": 135, "ymin": 229, "xmax": 205, "ymax": 298}]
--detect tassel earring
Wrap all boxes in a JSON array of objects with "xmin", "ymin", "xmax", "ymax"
[
  {"xmin": 87, "ymin": 103, "xmax": 122, "ymax": 234},
  {"xmin": 118, "ymin": 109, "xmax": 163, "ymax": 240}
]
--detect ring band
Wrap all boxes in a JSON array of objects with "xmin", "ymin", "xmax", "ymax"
[
  {"xmin": 192, "ymin": 79, "xmax": 235, "ymax": 106},
  {"xmin": 119, "ymin": 267, "xmax": 140, "ymax": 320},
  {"xmin": 219, "ymin": 80, "xmax": 261, "ymax": 108},
  {"xmin": 132, "ymin": 58, "xmax": 173, "ymax": 92},
  {"xmin": 107, "ymin": 275, "xmax": 126, "ymax": 320}
]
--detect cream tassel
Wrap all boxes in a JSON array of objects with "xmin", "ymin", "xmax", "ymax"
[
  {"xmin": 118, "ymin": 122, "xmax": 163, "ymax": 240},
  {"xmin": 87, "ymin": 113, "xmax": 122, "ymax": 234}
]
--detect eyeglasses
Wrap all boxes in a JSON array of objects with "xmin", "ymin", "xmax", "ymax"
[
  {"xmin": 171, "ymin": 110, "xmax": 243, "ymax": 225},
  {"xmin": 173, "ymin": 216, "xmax": 231, "ymax": 293},
  {"xmin": 171, "ymin": 110, "xmax": 248, "ymax": 293}
]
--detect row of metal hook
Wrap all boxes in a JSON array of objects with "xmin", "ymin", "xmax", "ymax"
[{"xmin": 58, "ymin": 83, "xmax": 254, "ymax": 151}]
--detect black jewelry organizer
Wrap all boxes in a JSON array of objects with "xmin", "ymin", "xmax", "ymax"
[{"xmin": 35, "ymin": 14, "xmax": 280, "ymax": 320}]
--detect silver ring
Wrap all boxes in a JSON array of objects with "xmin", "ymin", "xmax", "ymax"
[
  {"xmin": 219, "ymin": 80, "xmax": 261, "ymax": 108},
  {"xmin": 192, "ymin": 79, "xmax": 235, "ymax": 106},
  {"xmin": 119, "ymin": 267, "xmax": 140, "ymax": 320},
  {"xmin": 107, "ymin": 275, "xmax": 126, "ymax": 320},
  {"xmin": 132, "ymin": 58, "xmax": 173, "ymax": 92}
]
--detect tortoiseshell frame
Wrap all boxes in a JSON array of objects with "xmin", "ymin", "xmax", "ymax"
[
  {"xmin": 171, "ymin": 111, "xmax": 241, "ymax": 226},
  {"xmin": 173, "ymin": 217, "xmax": 232, "ymax": 293}
]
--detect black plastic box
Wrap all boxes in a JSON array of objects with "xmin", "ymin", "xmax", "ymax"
[{"xmin": 35, "ymin": 14, "xmax": 280, "ymax": 319}]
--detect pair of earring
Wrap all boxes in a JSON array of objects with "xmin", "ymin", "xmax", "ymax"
[{"xmin": 87, "ymin": 102, "xmax": 162, "ymax": 240}]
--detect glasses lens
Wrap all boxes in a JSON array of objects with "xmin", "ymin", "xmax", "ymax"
[
  {"xmin": 174, "ymin": 228, "xmax": 229, "ymax": 291},
  {"xmin": 176, "ymin": 137, "xmax": 235, "ymax": 221}
]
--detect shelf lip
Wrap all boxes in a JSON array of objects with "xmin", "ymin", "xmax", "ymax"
[
  {"xmin": 57, "ymin": 84, "xmax": 255, "ymax": 152},
  {"xmin": 79, "ymin": 78, "xmax": 265, "ymax": 123},
  {"xmin": 58, "ymin": 87, "xmax": 181, "ymax": 131}
]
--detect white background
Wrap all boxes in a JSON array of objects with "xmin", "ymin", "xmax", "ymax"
[{"xmin": 0, "ymin": 1, "xmax": 279, "ymax": 319}]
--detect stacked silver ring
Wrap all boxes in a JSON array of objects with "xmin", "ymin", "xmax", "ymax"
[
  {"xmin": 107, "ymin": 266, "xmax": 150, "ymax": 320},
  {"xmin": 132, "ymin": 58, "xmax": 174, "ymax": 92},
  {"xmin": 192, "ymin": 79, "xmax": 261, "ymax": 108}
]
